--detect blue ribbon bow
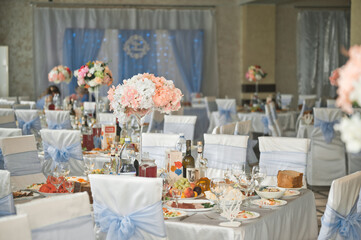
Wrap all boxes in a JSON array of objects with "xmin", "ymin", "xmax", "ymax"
[
  {"xmin": 43, "ymin": 141, "xmax": 83, "ymax": 170},
  {"xmin": 0, "ymin": 193, "xmax": 16, "ymax": 217},
  {"xmin": 261, "ymin": 116, "xmax": 270, "ymax": 135},
  {"xmin": 18, "ymin": 117, "xmax": 41, "ymax": 135},
  {"xmin": 93, "ymin": 200, "xmax": 166, "ymax": 240},
  {"xmin": 219, "ymin": 108, "xmax": 233, "ymax": 122},
  {"xmin": 47, "ymin": 119, "xmax": 71, "ymax": 130},
  {"xmin": 314, "ymin": 118, "xmax": 338, "ymax": 144},
  {"xmin": 319, "ymin": 200, "xmax": 361, "ymax": 240}
]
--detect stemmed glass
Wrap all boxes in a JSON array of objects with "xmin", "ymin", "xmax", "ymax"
[
  {"xmin": 252, "ymin": 166, "xmax": 267, "ymax": 189},
  {"xmin": 160, "ymin": 172, "xmax": 171, "ymax": 202},
  {"xmin": 63, "ymin": 180, "xmax": 75, "ymax": 193},
  {"xmin": 49, "ymin": 172, "xmax": 64, "ymax": 193},
  {"xmin": 239, "ymin": 173, "xmax": 255, "ymax": 207},
  {"xmin": 210, "ymin": 178, "xmax": 227, "ymax": 212},
  {"xmin": 84, "ymin": 156, "xmax": 95, "ymax": 177},
  {"xmin": 172, "ymin": 188, "xmax": 182, "ymax": 208},
  {"xmin": 231, "ymin": 163, "xmax": 245, "ymax": 186}
]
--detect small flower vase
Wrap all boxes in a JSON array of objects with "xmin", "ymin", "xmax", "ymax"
[{"xmin": 255, "ymin": 81, "xmax": 259, "ymax": 97}]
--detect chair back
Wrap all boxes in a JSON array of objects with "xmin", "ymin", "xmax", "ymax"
[
  {"xmin": 19, "ymin": 101, "xmax": 36, "ymax": 110},
  {"xmin": 1, "ymin": 135, "xmax": 45, "ymax": 190},
  {"xmin": 280, "ymin": 94, "xmax": 293, "ymax": 110},
  {"xmin": 164, "ymin": 115, "xmax": 197, "ymax": 141},
  {"xmin": 13, "ymin": 104, "xmax": 30, "ymax": 110},
  {"xmin": 41, "ymin": 129, "xmax": 84, "ymax": 176},
  {"xmin": 269, "ymin": 102, "xmax": 282, "ymax": 136},
  {"xmin": 318, "ymin": 171, "xmax": 361, "ymax": 240},
  {"xmin": 15, "ymin": 109, "xmax": 41, "ymax": 135},
  {"xmin": 89, "ymin": 175, "xmax": 166, "ymax": 240},
  {"xmin": 16, "ymin": 192, "xmax": 95, "ymax": 240},
  {"xmin": 0, "ymin": 129, "xmax": 22, "ymax": 170},
  {"xmin": 0, "ymin": 170, "xmax": 15, "ymax": 217},
  {"xmin": 203, "ymin": 134, "xmax": 248, "ymax": 178},
  {"xmin": 211, "ymin": 126, "xmax": 220, "ymax": 134},
  {"xmin": 308, "ymin": 108, "xmax": 345, "ymax": 186},
  {"xmin": 264, "ymin": 104, "xmax": 277, "ymax": 136},
  {"xmin": 326, "ymin": 99, "xmax": 336, "ymax": 108},
  {"xmin": 298, "ymin": 94, "xmax": 317, "ymax": 106},
  {"xmin": 0, "ymin": 110, "xmax": 16, "ymax": 128},
  {"xmin": 235, "ymin": 120, "xmax": 252, "ymax": 135},
  {"xmin": 45, "ymin": 110, "xmax": 71, "ymax": 129},
  {"xmin": 142, "ymin": 133, "xmax": 179, "ymax": 168},
  {"xmin": 219, "ymin": 122, "xmax": 236, "ymax": 135},
  {"xmin": 0, "ymin": 214, "xmax": 31, "ymax": 240},
  {"xmin": 204, "ymin": 96, "xmax": 217, "ymax": 119},
  {"xmin": 259, "ymin": 136, "xmax": 310, "ymax": 187},
  {"xmin": 296, "ymin": 98, "xmax": 317, "ymax": 130}
]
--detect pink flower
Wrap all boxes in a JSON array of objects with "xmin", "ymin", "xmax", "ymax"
[
  {"xmin": 58, "ymin": 73, "xmax": 65, "ymax": 81},
  {"xmin": 329, "ymin": 68, "xmax": 340, "ymax": 86}
]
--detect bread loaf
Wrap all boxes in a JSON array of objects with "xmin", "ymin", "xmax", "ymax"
[{"xmin": 277, "ymin": 170, "xmax": 303, "ymax": 188}]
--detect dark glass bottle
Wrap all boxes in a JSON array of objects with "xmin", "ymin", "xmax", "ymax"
[{"xmin": 182, "ymin": 140, "xmax": 195, "ymax": 181}]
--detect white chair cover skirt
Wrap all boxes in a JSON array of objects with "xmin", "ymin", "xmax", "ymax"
[
  {"xmin": 0, "ymin": 128, "xmax": 22, "ymax": 138},
  {"xmin": 0, "ymin": 170, "xmax": 11, "ymax": 199},
  {"xmin": 0, "ymin": 214, "xmax": 32, "ymax": 240}
]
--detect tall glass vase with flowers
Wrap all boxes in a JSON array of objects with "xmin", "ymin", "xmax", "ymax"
[{"xmin": 107, "ymin": 73, "xmax": 183, "ymax": 162}]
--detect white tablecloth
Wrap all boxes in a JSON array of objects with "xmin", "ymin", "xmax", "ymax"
[
  {"xmin": 237, "ymin": 111, "xmax": 298, "ymax": 133},
  {"xmin": 165, "ymin": 190, "xmax": 318, "ymax": 240}
]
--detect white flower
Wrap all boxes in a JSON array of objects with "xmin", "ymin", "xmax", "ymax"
[
  {"xmin": 335, "ymin": 114, "xmax": 361, "ymax": 153},
  {"xmin": 93, "ymin": 63, "xmax": 103, "ymax": 72},
  {"xmin": 88, "ymin": 79, "xmax": 98, "ymax": 87},
  {"xmin": 89, "ymin": 67, "xmax": 95, "ymax": 75},
  {"xmin": 74, "ymin": 70, "xmax": 79, "ymax": 77},
  {"xmin": 350, "ymin": 77, "xmax": 361, "ymax": 106}
]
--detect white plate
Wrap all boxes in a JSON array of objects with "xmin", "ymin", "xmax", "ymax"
[
  {"xmin": 251, "ymin": 199, "xmax": 287, "ymax": 208},
  {"xmin": 282, "ymin": 190, "xmax": 300, "ymax": 198},
  {"xmin": 13, "ymin": 192, "xmax": 40, "ymax": 201},
  {"xmin": 278, "ymin": 187, "xmax": 302, "ymax": 191},
  {"xmin": 163, "ymin": 209, "xmax": 188, "ymax": 219},
  {"xmin": 165, "ymin": 199, "xmax": 215, "ymax": 212},
  {"xmin": 37, "ymin": 192, "xmax": 72, "ymax": 197},
  {"xmin": 221, "ymin": 210, "xmax": 260, "ymax": 221},
  {"xmin": 170, "ymin": 193, "xmax": 204, "ymax": 200}
]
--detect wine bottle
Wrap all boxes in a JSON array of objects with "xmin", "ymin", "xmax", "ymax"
[{"xmin": 182, "ymin": 140, "xmax": 195, "ymax": 182}]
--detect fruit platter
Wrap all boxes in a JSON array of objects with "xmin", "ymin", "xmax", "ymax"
[{"xmin": 166, "ymin": 178, "xmax": 204, "ymax": 199}]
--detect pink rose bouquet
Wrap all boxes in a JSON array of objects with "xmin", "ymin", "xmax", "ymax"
[
  {"xmin": 74, "ymin": 61, "xmax": 113, "ymax": 92},
  {"xmin": 245, "ymin": 65, "xmax": 267, "ymax": 82},
  {"xmin": 108, "ymin": 73, "xmax": 183, "ymax": 123},
  {"xmin": 48, "ymin": 65, "xmax": 72, "ymax": 84}
]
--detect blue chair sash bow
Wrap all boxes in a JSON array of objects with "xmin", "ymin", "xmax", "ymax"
[
  {"xmin": 218, "ymin": 108, "xmax": 233, "ymax": 122},
  {"xmin": 319, "ymin": 198, "xmax": 361, "ymax": 240},
  {"xmin": 18, "ymin": 117, "xmax": 41, "ymax": 135},
  {"xmin": 261, "ymin": 116, "xmax": 270, "ymax": 135},
  {"xmin": 314, "ymin": 118, "xmax": 339, "ymax": 144},
  {"xmin": 43, "ymin": 141, "xmax": 83, "ymax": 170},
  {"xmin": 47, "ymin": 119, "xmax": 71, "ymax": 130},
  {"xmin": 0, "ymin": 193, "xmax": 16, "ymax": 217},
  {"xmin": 93, "ymin": 200, "xmax": 166, "ymax": 240}
]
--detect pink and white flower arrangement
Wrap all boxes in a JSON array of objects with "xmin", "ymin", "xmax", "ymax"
[
  {"xmin": 74, "ymin": 61, "xmax": 113, "ymax": 92},
  {"xmin": 107, "ymin": 73, "xmax": 183, "ymax": 123},
  {"xmin": 329, "ymin": 68, "xmax": 340, "ymax": 86},
  {"xmin": 334, "ymin": 45, "xmax": 361, "ymax": 153},
  {"xmin": 48, "ymin": 65, "xmax": 72, "ymax": 84},
  {"xmin": 245, "ymin": 65, "xmax": 267, "ymax": 82}
]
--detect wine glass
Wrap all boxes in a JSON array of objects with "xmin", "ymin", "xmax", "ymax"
[
  {"xmin": 172, "ymin": 188, "xmax": 182, "ymax": 208},
  {"xmin": 58, "ymin": 162, "xmax": 70, "ymax": 177},
  {"xmin": 160, "ymin": 172, "xmax": 171, "ymax": 202},
  {"xmin": 49, "ymin": 173, "xmax": 64, "ymax": 193},
  {"xmin": 252, "ymin": 166, "xmax": 267, "ymax": 189},
  {"xmin": 84, "ymin": 156, "xmax": 95, "ymax": 176},
  {"xmin": 210, "ymin": 178, "xmax": 227, "ymax": 212},
  {"xmin": 239, "ymin": 173, "xmax": 255, "ymax": 207},
  {"xmin": 63, "ymin": 180, "xmax": 75, "ymax": 193},
  {"xmin": 231, "ymin": 163, "xmax": 245, "ymax": 186}
]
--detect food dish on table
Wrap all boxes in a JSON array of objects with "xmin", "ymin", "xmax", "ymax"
[
  {"xmin": 277, "ymin": 170, "xmax": 303, "ymax": 188},
  {"xmin": 256, "ymin": 187, "xmax": 285, "ymax": 199},
  {"xmin": 13, "ymin": 191, "xmax": 40, "ymax": 201},
  {"xmin": 221, "ymin": 210, "xmax": 260, "ymax": 221},
  {"xmin": 251, "ymin": 199, "xmax": 287, "ymax": 208},
  {"xmin": 165, "ymin": 199, "xmax": 215, "ymax": 212},
  {"xmin": 163, "ymin": 208, "xmax": 187, "ymax": 219},
  {"xmin": 283, "ymin": 189, "xmax": 300, "ymax": 198}
]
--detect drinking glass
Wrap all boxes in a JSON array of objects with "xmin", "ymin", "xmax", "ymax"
[
  {"xmin": 63, "ymin": 180, "xmax": 75, "ymax": 193},
  {"xmin": 239, "ymin": 173, "xmax": 255, "ymax": 207},
  {"xmin": 172, "ymin": 188, "xmax": 182, "ymax": 208},
  {"xmin": 231, "ymin": 163, "xmax": 245, "ymax": 186},
  {"xmin": 58, "ymin": 162, "xmax": 70, "ymax": 177},
  {"xmin": 210, "ymin": 178, "xmax": 227, "ymax": 212},
  {"xmin": 160, "ymin": 172, "xmax": 171, "ymax": 202},
  {"xmin": 252, "ymin": 166, "xmax": 267, "ymax": 189},
  {"xmin": 49, "ymin": 174, "xmax": 64, "ymax": 192},
  {"xmin": 84, "ymin": 156, "xmax": 96, "ymax": 176}
]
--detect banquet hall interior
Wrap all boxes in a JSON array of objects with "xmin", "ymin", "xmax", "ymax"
[{"xmin": 0, "ymin": 0, "xmax": 360, "ymax": 239}]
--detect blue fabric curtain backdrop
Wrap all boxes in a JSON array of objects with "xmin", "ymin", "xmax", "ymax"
[{"xmin": 63, "ymin": 29, "xmax": 105, "ymax": 95}]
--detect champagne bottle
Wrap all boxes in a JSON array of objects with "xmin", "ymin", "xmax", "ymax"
[{"xmin": 182, "ymin": 140, "xmax": 195, "ymax": 182}]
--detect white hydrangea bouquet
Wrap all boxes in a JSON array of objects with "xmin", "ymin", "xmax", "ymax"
[
  {"xmin": 333, "ymin": 45, "xmax": 361, "ymax": 153},
  {"xmin": 48, "ymin": 65, "xmax": 72, "ymax": 84}
]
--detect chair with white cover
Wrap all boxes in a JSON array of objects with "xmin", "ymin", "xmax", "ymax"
[
  {"xmin": 0, "ymin": 128, "xmax": 22, "ymax": 170},
  {"xmin": 89, "ymin": 175, "xmax": 166, "ymax": 240},
  {"xmin": 280, "ymin": 94, "xmax": 293, "ymax": 110},
  {"xmin": 268, "ymin": 102, "xmax": 282, "ymax": 136},
  {"xmin": 45, "ymin": 110, "xmax": 71, "ymax": 129},
  {"xmin": 295, "ymin": 98, "xmax": 317, "ymax": 131},
  {"xmin": 235, "ymin": 120, "xmax": 252, "ymax": 136},
  {"xmin": 1, "ymin": 135, "xmax": 45, "ymax": 190},
  {"xmin": 204, "ymin": 96, "xmax": 218, "ymax": 119},
  {"xmin": 98, "ymin": 113, "xmax": 116, "ymax": 125},
  {"xmin": 20, "ymin": 101, "xmax": 36, "ymax": 109},
  {"xmin": 0, "ymin": 170, "xmax": 15, "ymax": 217},
  {"xmin": 0, "ymin": 214, "xmax": 32, "ymax": 240},
  {"xmin": 41, "ymin": 129, "xmax": 84, "ymax": 176},
  {"xmin": 203, "ymin": 134, "xmax": 248, "ymax": 179},
  {"xmin": 234, "ymin": 120, "xmax": 258, "ymax": 166},
  {"xmin": 16, "ymin": 192, "xmax": 95, "ymax": 240},
  {"xmin": 0, "ymin": 109, "xmax": 16, "ymax": 128},
  {"xmin": 326, "ymin": 99, "xmax": 336, "ymax": 108},
  {"xmin": 263, "ymin": 104, "xmax": 278, "ymax": 136},
  {"xmin": 219, "ymin": 122, "xmax": 237, "ymax": 135},
  {"xmin": 211, "ymin": 126, "xmax": 220, "ymax": 134},
  {"xmin": 147, "ymin": 111, "xmax": 165, "ymax": 133},
  {"xmin": 13, "ymin": 104, "xmax": 30, "ymax": 110},
  {"xmin": 298, "ymin": 94, "xmax": 317, "ymax": 106},
  {"xmin": 142, "ymin": 133, "xmax": 179, "ymax": 169},
  {"xmin": 318, "ymin": 171, "xmax": 361, "ymax": 240},
  {"xmin": 307, "ymin": 108, "xmax": 345, "ymax": 186},
  {"xmin": 163, "ymin": 115, "xmax": 197, "ymax": 141},
  {"xmin": 259, "ymin": 136, "xmax": 310, "ymax": 187},
  {"xmin": 15, "ymin": 109, "xmax": 41, "ymax": 135},
  {"xmin": 215, "ymin": 99, "xmax": 237, "ymax": 126}
]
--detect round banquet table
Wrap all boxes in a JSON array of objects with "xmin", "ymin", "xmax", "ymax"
[{"xmin": 237, "ymin": 111, "xmax": 298, "ymax": 133}]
